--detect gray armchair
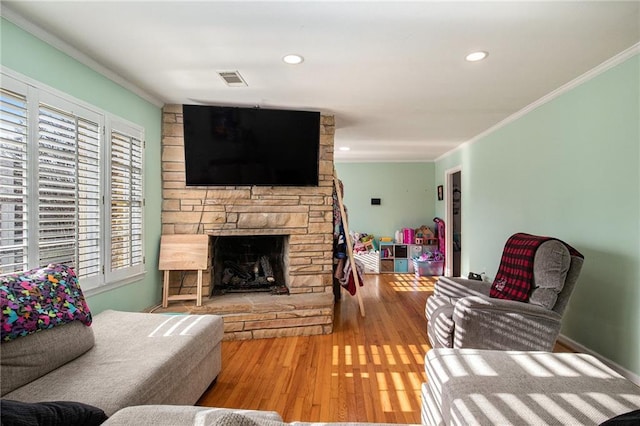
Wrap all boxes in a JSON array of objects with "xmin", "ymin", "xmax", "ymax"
[{"xmin": 425, "ymin": 239, "xmax": 584, "ymax": 351}]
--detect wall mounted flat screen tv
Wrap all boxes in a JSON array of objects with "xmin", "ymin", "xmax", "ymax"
[{"xmin": 183, "ymin": 105, "xmax": 320, "ymax": 186}]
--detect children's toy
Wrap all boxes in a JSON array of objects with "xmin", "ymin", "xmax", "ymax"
[
  {"xmin": 403, "ymin": 228, "xmax": 415, "ymax": 245},
  {"xmin": 415, "ymin": 225, "xmax": 436, "ymax": 244},
  {"xmin": 417, "ymin": 250, "xmax": 444, "ymax": 262}
]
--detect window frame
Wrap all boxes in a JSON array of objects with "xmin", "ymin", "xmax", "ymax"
[
  {"xmin": 106, "ymin": 118, "xmax": 146, "ymax": 284},
  {"xmin": 1, "ymin": 68, "xmax": 146, "ymax": 292}
]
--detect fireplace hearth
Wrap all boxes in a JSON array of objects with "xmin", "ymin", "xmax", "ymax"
[{"xmin": 211, "ymin": 235, "xmax": 289, "ymax": 296}]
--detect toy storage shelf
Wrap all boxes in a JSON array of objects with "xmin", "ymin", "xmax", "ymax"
[{"xmin": 378, "ymin": 242, "xmax": 438, "ymax": 274}]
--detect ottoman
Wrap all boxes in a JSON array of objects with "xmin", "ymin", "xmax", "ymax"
[{"xmin": 422, "ymin": 348, "xmax": 640, "ymax": 425}]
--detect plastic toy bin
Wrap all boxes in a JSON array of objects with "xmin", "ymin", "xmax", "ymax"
[{"xmin": 413, "ymin": 259, "xmax": 444, "ymax": 276}]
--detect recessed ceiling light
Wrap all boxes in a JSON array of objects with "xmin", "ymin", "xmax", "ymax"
[
  {"xmin": 338, "ymin": 146, "xmax": 350, "ymax": 151},
  {"xmin": 465, "ymin": 51, "xmax": 488, "ymax": 62},
  {"xmin": 283, "ymin": 54, "xmax": 304, "ymax": 65}
]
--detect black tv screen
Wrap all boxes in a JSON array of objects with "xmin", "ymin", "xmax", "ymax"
[{"xmin": 182, "ymin": 105, "xmax": 320, "ymax": 186}]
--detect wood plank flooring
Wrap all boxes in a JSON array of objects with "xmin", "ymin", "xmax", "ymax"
[
  {"xmin": 198, "ymin": 273, "xmax": 434, "ymax": 424},
  {"xmin": 197, "ymin": 273, "xmax": 572, "ymax": 423}
]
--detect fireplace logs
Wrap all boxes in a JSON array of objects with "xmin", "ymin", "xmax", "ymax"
[
  {"xmin": 260, "ymin": 255, "xmax": 275, "ymax": 283},
  {"xmin": 217, "ymin": 256, "xmax": 286, "ymax": 295}
]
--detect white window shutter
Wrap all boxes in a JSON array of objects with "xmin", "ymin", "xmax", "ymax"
[
  {"xmin": 76, "ymin": 118, "xmax": 101, "ymax": 278},
  {"xmin": 37, "ymin": 104, "xmax": 78, "ymax": 268},
  {"xmin": 37, "ymin": 103, "xmax": 102, "ymax": 281},
  {"xmin": 0, "ymin": 88, "xmax": 29, "ymax": 274},
  {"xmin": 109, "ymin": 126, "xmax": 144, "ymax": 279}
]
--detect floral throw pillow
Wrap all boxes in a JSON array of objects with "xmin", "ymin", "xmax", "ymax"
[{"xmin": 1, "ymin": 264, "xmax": 92, "ymax": 342}]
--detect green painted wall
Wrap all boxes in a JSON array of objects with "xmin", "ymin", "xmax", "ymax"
[
  {"xmin": 335, "ymin": 162, "xmax": 436, "ymax": 240},
  {"xmin": 1, "ymin": 18, "xmax": 163, "ymax": 313},
  {"xmin": 435, "ymin": 54, "xmax": 640, "ymax": 375}
]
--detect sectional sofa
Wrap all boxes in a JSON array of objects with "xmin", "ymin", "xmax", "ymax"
[{"xmin": 0, "ymin": 264, "xmax": 223, "ymax": 420}]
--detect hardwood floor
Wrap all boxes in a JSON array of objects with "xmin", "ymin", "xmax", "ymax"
[{"xmin": 197, "ymin": 273, "xmax": 435, "ymax": 424}]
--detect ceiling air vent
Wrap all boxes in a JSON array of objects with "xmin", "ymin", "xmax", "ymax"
[{"xmin": 217, "ymin": 71, "xmax": 247, "ymax": 87}]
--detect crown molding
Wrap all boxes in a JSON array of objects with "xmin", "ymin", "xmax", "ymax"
[
  {"xmin": 1, "ymin": 6, "xmax": 164, "ymax": 108},
  {"xmin": 436, "ymin": 42, "xmax": 640, "ymax": 163}
]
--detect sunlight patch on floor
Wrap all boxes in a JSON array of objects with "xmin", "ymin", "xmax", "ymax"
[
  {"xmin": 330, "ymin": 343, "xmax": 426, "ymax": 413},
  {"xmin": 371, "ymin": 345, "xmax": 382, "ymax": 365},
  {"xmin": 396, "ymin": 345, "xmax": 411, "ymax": 365},
  {"xmin": 345, "ymin": 344, "xmax": 352, "ymax": 366},
  {"xmin": 383, "ymin": 345, "xmax": 397, "ymax": 365},
  {"xmin": 408, "ymin": 344, "xmax": 426, "ymax": 364},
  {"xmin": 358, "ymin": 345, "xmax": 366, "ymax": 364},
  {"xmin": 332, "ymin": 345, "xmax": 339, "ymax": 366},
  {"xmin": 387, "ymin": 274, "xmax": 436, "ymax": 292}
]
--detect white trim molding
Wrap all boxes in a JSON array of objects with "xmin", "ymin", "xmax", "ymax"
[
  {"xmin": 443, "ymin": 165, "xmax": 462, "ymax": 277},
  {"xmin": 558, "ymin": 334, "xmax": 640, "ymax": 387}
]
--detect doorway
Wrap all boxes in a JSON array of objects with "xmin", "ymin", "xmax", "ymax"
[{"xmin": 444, "ymin": 167, "xmax": 462, "ymax": 277}]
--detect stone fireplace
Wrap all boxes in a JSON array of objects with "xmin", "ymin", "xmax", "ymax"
[{"xmin": 159, "ymin": 105, "xmax": 335, "ymax": 340}]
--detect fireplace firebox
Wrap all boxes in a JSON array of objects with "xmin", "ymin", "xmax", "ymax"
[{"xmin": 211, "ymin": 235, "xmax": 289, "ymax": 295}]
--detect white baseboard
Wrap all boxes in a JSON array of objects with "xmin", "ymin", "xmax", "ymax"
[{"xmin": 558, "ymin": 334, "xmax": 640, "ymax": 387}]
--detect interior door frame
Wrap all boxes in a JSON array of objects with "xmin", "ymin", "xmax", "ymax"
[{"xmin": 444, "ymin": 165, "xmax": 462, "ymax": 277}]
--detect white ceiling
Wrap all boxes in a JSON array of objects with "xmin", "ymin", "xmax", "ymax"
[{"xmin": 3, "ymin": 1, "xmax": 639, "ymax": 162}]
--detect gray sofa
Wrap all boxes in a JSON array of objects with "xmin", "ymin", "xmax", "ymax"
[
  {"xmin": 422, "ymin": 348, "xmax": 640, "ymax": 425},
  {"xmin": 1, "ymin": 309, "xmax": 224, "ymax": 417}
]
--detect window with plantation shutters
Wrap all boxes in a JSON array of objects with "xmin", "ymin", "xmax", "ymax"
[
  {"xmin": 0, "ymin": 87, "xmax": 29, "ymax": 275},
  {"xmin": 1, "ymin": 70, "xmax": 145, "ymax": 290},
  {"xmin": 37, "ymin": 104, "xmax": 101, "ymax": 279},
  {"xmin": 109, "ymin": 126, "xmax": 144, "ymax": 279}
]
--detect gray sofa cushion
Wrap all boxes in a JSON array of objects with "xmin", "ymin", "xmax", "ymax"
[
  {"xmin": 104, "ymin": 406, "xmax": 284, "ymax": 425},
  {"xmin": 433, "ymin": 277, "xmax": 491, "ymax": 300},
  {"xmin": 1, "ymin": 320, "xmax": 95, "ymax": 395},
  {"xmin": 424, "ymin": 348, "xmax": 640, "ymax": 425},
  {"xmin": 528, "ymin": 240, "xmax": 571, "ymax": 309},
  {"xmin": 552, "ymin": 255, "xmax": 584, "ymax": 315},
  {"xmin": 210, "ymin": 412, "xmax": 285, "ymax": 426}
]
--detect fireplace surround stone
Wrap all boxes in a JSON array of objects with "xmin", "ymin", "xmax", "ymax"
[{"xmin": 158, "ymin": 105, "xmax": 336, "ymax": 339}]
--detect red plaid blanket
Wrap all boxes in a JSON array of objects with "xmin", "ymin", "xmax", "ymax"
[{"xmin": 490, "ymin": 233, "xmax": 583, "ymax": 302}]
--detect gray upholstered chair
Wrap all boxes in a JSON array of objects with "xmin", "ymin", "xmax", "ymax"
[{"xmin": 425, "ymin": 239, "xmax": 584, "ymax": 351}]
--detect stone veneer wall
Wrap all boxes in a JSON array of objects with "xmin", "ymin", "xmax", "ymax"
[{"xmin": 161, "ymin": 104, "xmax": 336, "ymax": 299}]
